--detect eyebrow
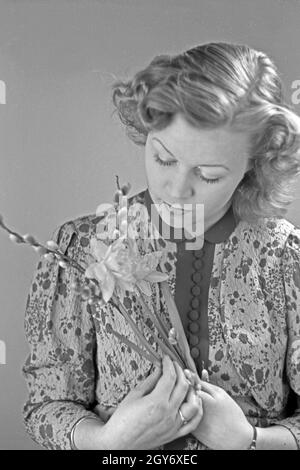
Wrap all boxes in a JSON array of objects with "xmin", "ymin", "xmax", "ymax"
[{"xmin": 152, "ymin": 137, "xmax": 230, "ymax": 171}]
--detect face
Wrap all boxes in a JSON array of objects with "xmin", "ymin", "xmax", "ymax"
[{"xmin": 144, "ymin": 113, "xmax": 252, "ymax": 231}]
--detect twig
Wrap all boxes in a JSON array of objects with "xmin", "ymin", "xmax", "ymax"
[
  {"xmin": 136, "ymin": 287, "xmax": 186, "ymax": 366},
  {"xmin": 109, "ymin": 327, "xmax": 160, "ymax": 366},
  {"xmin": 110, "ymin": 298, "xmax": 161, "ymax": 363},
  {"xmin": 160, "ymin": 280, "xmax": 197, "ymax": 373},
  {"xmin": 141, "ymin": 319, "xmax": 185, "ymax": 368}
]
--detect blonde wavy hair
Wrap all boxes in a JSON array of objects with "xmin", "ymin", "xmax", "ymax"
[{"xmin": 112, "ymin": 42, "xmax": 300, "ymax": 222}]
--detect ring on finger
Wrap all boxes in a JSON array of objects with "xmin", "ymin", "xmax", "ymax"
[{"xmin": 178, "ymin": 408, "xmax": 189, "ymax": 426}]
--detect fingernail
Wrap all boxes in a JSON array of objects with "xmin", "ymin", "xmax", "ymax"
[{"xmin": 201, "ymin": 369, "xmax": 209, "ymax": 382}]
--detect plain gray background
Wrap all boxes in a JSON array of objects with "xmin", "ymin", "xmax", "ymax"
[{"xmin": 0, "ymin": 0, "xmax": 299, "ymax": 450}]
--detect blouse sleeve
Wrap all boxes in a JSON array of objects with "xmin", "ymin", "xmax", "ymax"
[
  {"xmin": 22, "ymin": 220, "xmax": 99, "ymax": 450},
  {"xmin": 272, "ymin": 227, "xmax": 300, "ymax": 448}
]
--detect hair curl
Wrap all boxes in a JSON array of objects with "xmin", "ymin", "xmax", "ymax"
[{"xmin": 111, "ymin": 42, "xmax": 300, "ymax": 222}]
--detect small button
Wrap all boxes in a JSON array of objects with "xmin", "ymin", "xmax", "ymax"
[
  {"xmin": 189, "ymin": 322, "xmax": 200, "ymax": 333},
  {"xmin": 193, "ymin": 259, "xmax": 203, "ymax": 270},
  {"xmin": 192, "ymin": 272, "xmax": 202, "ymax": 283},
  {"xmin": 191, "ymin": 298, "xmax": 199, "ymax": 308},
  {"xmin": 188, "ymin": 309, "xmax": 199, "ymax": 321},
  {"xmin": 194, "ymin": 250, "xmax": 204, "ymax": 259},
  {"xmin": 189, "ymin": 334, "xmax": 199, "ymax": 346},
  {"xmin": 191, "ymin": 347, "xmax": 200, "ymax": 359},
  {"xmin": 191, "ymin": 285, "xmax": 201, "ymax": 296}
]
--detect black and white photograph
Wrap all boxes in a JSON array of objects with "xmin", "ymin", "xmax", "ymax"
[{"xmin": 0, "ymin": 0, "xmax": 300, "ymax": 452}]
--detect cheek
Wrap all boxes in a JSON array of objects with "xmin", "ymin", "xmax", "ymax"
[
  {"xmin": 197, "ymin": 180, "xmax": 234, "ymax": 205},
  {"xmin": 145, "ymin": 163, "xmax": 160, "ymax": 194},
  {"xmin": 145, "ymin": 155, "xmax": 163, "ymax": 184}
]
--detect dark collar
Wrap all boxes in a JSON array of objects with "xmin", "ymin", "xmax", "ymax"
[{"xmin": 142, "ymin": 188, "xmax": 237, "ymax": 244}]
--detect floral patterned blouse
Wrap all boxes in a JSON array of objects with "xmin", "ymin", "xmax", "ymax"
[{"xmin": 22, "ymin": 189, "xmax": 300, "ymax": 450}]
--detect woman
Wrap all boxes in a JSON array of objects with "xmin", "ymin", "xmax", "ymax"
[{"xmin": 22, "ymin": 42, "xmax": 300, "ymax": 450}]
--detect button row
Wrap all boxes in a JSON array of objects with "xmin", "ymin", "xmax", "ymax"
[
  {"xmin": 186, "ymin": 248, "xmax": 205, "ymax": 363},
  {"xmin": 194, "ymin": 250, "xmax": 204, "ymax": 259},
  {"xmin": 188, "ymin": 322, "xmax": 199, "ymax": 333},
  {"xmin": 193, "ymin": 259, "xmax": 203, "ymax": 270},
  {"xmin": 188, "ymin": 309, "xmax": 199, "ymax": 321},
  {"xmin": 191, "ymin": 285, "xmax": 201, "ymax": 296},
  {"xmin": 191, "ymin": 347, "xmax": 200, "ymax": 359},
  {"xmin": 192, "ymin": 272, "xmax": 202, "ymax": 283}
]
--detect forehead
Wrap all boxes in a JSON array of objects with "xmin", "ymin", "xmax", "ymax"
[{"xmin": 150, "ymin": 114, "xmax": 251, "ymax": 164}]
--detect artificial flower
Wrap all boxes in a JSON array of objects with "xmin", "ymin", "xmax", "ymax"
[{"xmin": 85, "ymin": 235, "xmax": 168, "ymax": 302}]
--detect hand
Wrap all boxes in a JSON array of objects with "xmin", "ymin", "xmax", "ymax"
[
  {"xmin": 189, "ymin": 379, "xmax": 253, "ymax": 450},
  {"xmin": 100, "ymin": 355, "xmax": 203, "ymax": 449}
]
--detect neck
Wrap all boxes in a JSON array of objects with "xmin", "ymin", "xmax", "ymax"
[{"xmin": 204, "ymin": 201, "xmax": 232, "ymax": 233}]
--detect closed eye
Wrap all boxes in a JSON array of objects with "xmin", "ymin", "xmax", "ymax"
[{"xmin": 153, "ymin": 154, "xmax": 221, "ymax": 184}]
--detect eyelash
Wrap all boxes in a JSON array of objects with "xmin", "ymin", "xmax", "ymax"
[{"xmin": 153, "ymin": 154, "xmax": 221, "ymax": 184}]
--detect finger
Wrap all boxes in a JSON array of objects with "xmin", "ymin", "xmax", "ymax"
[
  {"xmin": 94, "ymin": 405, "xmax": 116, "ymax": 422},
  {"xmin": 130, "ymin": 365, "xmax": 162, "ymax": 399},
  {"xmin": 169, "ymin": 361, "xmax": 190, "ymax": 407},
  {"xmin": 180, "ymin": 388, "xmax": 202, "ymax": 422},
  {"xmin": 201, "ymin": 368, "xmax": 210, "ymax": 382},
  {"xmin": 184, "ymin": 370, "xmax": 201, "ymax": 391},
  {"xmin": 176, "ymin": 402, "xmax": 203, "ymax": 438},
  {"xmin": 151, "ymin": 355, "xmax": 177, "ymax": 400},
  {"xmin": 185, "ymin": 385, "xmax": 202, "ymax": 406},
  {"xmin": 183, "ymin": 369, "xmax": 196, "ymax": 387},
  {"xmin": 198, "ymin": 379, "xmax": 220, "ymax": 396},
  {"xmin": 196, "ymin": 389, "xmax": 215, "ymax": 406}
]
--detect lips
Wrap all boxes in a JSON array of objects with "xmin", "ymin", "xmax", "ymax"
[
  {"xmin": 149, "ymin": 190, "xmax": 193, "ymax": 212},
  {"xmin": 162, "ymin": 201, "xmax": 193, "ymax": 212}
]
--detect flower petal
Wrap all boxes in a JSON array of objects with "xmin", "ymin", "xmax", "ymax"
[
  {"xmin": 138, "ymin": 252, "xmax": 163, "ymax": 273},
  {"xmin": 106, "ymin": 254, "xmax": 123, "ymax": 273},
  {"xmin": 117, "ymin": 278, "xmax": 136, "ymax": 292},
  {"xmin": 144, "ymin": 271, "xmax": 169, "ymax": 282},
  {"xmin": 137, "ymin": 279, "xmax": 152, "ymax": 296},
  {"xmin": 101, "ymin": 270, "xmax": 116, "ymax": 303},
  {"xmin": 91, "ymin": 238, "xmax": 110, "ymax": 261},
  {"xmin": 85, "ymin": 262, "xmax": 107, "ymax": 283},
  {"xmin": 85, "ymin": 263, "xmax": 98, "ymax": 279}
]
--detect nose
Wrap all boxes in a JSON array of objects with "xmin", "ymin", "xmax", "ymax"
[{"xmin": 166, "ymin": 173, "xmax": 194, "ymax": 201}]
